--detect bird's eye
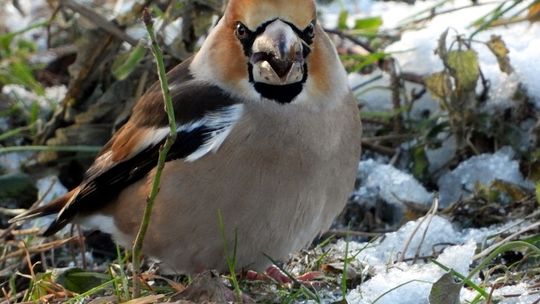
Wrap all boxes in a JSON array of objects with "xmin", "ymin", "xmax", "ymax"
[
  {"xmin": 235, "ymin": 23, "xmax": 250, "ymax": 40},
  {"xmin": 305, "ymin": 22, "xmax": 315, "ymax": 40}
]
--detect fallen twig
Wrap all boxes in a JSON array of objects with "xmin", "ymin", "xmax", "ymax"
[
  {"xmin": 398, "ymin": 196, "xmax": 439, "ymax": 263},
  {"xmin": 361, "ymin": 140, "xmax": 396, "ymax": 156},
  {"xmin": 324, "ymin": 28, "xmax": 375, "ymax": 53},
  {"xmin": 0, "ymin": 237, "xmax": 79, "ymax": 263},
  {"xmin": 473, "ymin": 221, "xmax": 540, "ymax": 260},
  {"xmin": 59, "ymin": 0, "xmax": 138, "ymax": 46}
]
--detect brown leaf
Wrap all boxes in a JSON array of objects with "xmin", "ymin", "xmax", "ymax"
[
  {"xmin": 528, "ymin": 2, "xmax": 540, "ymax": 23},
  {"xmin": 429, "ymin": 273, "xmax": 462, "ymax": 304},
  {"xmin": 171, "ymin": 271, "xmax": 232, "ymax": 303},
  {"xmin": 435, "ymin": 29, "xmax": 449, "ymax": 61},
  {"xmin": 490, "ymin": 179, "xmax": 529, "ymax": 201},
  {"xmin": 124, "ymin": 295, "xmax": 165, "ymax": 304},
  {"xmin": 487, "ymin": 35, "xmax": 514, "ymax": 74},
  {"xmin": 321, "ymin": 263, "xmax": 357, "ymax": 279},
  {"xmin": 424, "ymin": 72, "xmax": 452, "ymax": 101}
]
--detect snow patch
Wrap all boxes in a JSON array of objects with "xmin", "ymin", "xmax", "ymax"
[
  {"xmin": 437, "ymin": 147, "xmax": 534, "ymax": 206},
  {"xmin": 352, "ymin": 159, "xmax": 433, "ymax": 221},
  {"xmin": 345, "ymin": 241, "xmax": 476, "ymax": 304}
]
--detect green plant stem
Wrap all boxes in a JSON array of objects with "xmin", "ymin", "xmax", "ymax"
[
  {"xmin": 131, "ymin": 9, "xmax": 178, "ymax": 298},
  {"xmin": 0, "ymin": 145, "xmax": 101, "ymax": 154},
  {"xmin": 217, "ymin": 210, "xmax": 242, "ymax": 301},
  {"xmin": 431, "ymin": 259, "xmax": 488, "ymax": 298},
  {"xmin": 341, "ymin": 227, "xmax": 350, "ymax": 302},
  {"xmin": 466, "ymin": 241, "xmax": 540, "ymax": 282},
  {"xmin": 469, "ymin": 0, "xmax": 522, "ymax": 39},
  {"xmin": 0, "ymin": 125, "xmax": 32, "ymax": 141}
]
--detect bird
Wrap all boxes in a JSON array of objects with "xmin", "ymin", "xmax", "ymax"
[{"xmin": 11, "ymin": 0, "xmax": 362, "ymax": 275}]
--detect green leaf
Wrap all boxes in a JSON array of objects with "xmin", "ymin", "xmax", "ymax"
[
  {"xmin": 0, "ymin": 33, "xmax": 15, "ymax": 56},
  {"xmin": 447, "ymin": 50, "xmax": 480, "ymax": 92},
  {"xmin": 337, "ymin": 10, "xmax": 349, "ymax": 30},
  {"xmin": 7, "ymin": 60, "xmax": 45, "ymax": 95},
  {"xmin": 359, "ymin": 110, "xmax": 394, "ymax": 121},
  {"xmin": 411, "ymin": 146, "xmax": 429, "ymax": 180},
  {"xmin": 354, "ymin": 16, "xmax": 382, "ymax": 31},
  {"xmin": 54, "ymin": 268, "xmax": 109, "ymax": 294},
  {"xmin": 424, "ymin": 71, "xmax": 452, "ymax": 101},
  {"xmin": 112, "ymin": 42, "xmax": 147, "ymax": 81},
  {"xmin": 487, "ymin": 35, "xmax": 513, "ymax": 74},
  {"xmin": 429, "ymin": 273, "xmax": 462, "ymax": 304},
  {"xmin": 341, "ymin": 52, "xmax": 387, "ymax": 72},
  {"xmin": 27, "ymin": 272, "xmax": 54, "ymax": 300},
  {"xmin": 536, "ymin": 182, "xmax": 540, "ymax": 205},
  {"xmin": 16, "ymin": 39, "xmax": 37, "ymax": 53}
]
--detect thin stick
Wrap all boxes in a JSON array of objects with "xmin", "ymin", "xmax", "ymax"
[
  {"xmin": 473, "ymin": 222, "xmax": 540, "ymax": 260},
  {"xmin": 0, "ymin": 145, "xmax": 101, "ymax": 154},
  {"xmin": 398, "ymin": 196, "xmax": 438, "ymax": 263},
  {"xmin": 59, "ymin": 0, "xmax": 138, "ymax": 46},
  {"xmin": 412, "ymin": 196, "xmax": 439, "ymax": 264},
  {"xmin": 131, "ymin": 8, "xmax": 178, "ymax": 298}
]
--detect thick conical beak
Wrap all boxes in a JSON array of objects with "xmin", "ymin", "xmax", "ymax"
[{"xmin": 250, "ymin": 19, "xmax": 305, "ymax": 85}]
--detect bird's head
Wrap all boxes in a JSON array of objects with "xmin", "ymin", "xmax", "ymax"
[{"xmin": 190, "ymin": 0, "xmax": 348, "ymax": 107}]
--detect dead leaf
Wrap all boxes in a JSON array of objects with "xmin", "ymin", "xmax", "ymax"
[
  {"xmin": 429, "ymin": 273, "xmax": 462, "ymax": 304},
  {"xmin": 491, "ymin": 179, "xmax": 529, "ymax": 201},
  {"xmin": 88, "ymin": 295, "xmax": 118, "ymax": 304},
  {"xmin": 487, "ymin": 35, "xmax": 513, "ymax": 74},
  {"xmin": 142, "ymin": 273, "xmax": 186, "ymax": 292},
  {"xmin": 424, "ymin": 72, "xmax": 452, "ymax": 101},
  {"xmin": 528, "ymin": 2, "xmax": 540, "ymax": 23},
  {"xmin": 435, "ymin": 29, "xmax": 449, "ymax": 61},
  {"xmin": 447, "ymin": 50, "xmax": 480, "ymax": 92},
  {"xmin": 321, "ymin": 263, "xmax": 357, "ymax": 279},
  {"xmin": 171, "ymin": 271, "xmax": 231, "ymax": 303},
  {"xmin": 123, "ymin": 294, "xmax": 165, "ymax": 304}
]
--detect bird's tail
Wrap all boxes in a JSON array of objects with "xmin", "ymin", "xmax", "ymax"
[{"xmin": 8, "ymin": 189, "xmax": 75, "ymax": 224}]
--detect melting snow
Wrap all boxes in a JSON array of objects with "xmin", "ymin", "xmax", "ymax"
[
  {"xmin": 437, "ymin": 147, "xmax": 534, "ymax": 206},
  {"xmin": 353, "ymin": 159, "xmax": 433, "ymax": 214},
  {"xmin": 327, "ymin": 215, "xmax": 539, "ymax": 304}
]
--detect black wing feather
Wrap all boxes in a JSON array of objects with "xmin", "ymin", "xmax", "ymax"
[
  {"xmin": 43, "ymin": 125, "xmax": 212, "ymax": 236},
  {"xmin": 42, "ymin": 56, "xmax": 241, "ymax": 236}
]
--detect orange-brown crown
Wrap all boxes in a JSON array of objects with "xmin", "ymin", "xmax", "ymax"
[{"xmin": 224, "ymin": 0, "xmax": 316, "ymax": 30}]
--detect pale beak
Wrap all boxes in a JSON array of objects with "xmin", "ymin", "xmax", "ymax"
[{"xmin": 250, "ymin": 19, "xmax": 305, "ymax": 85}]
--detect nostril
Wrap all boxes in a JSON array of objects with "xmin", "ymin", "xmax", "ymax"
[{"xmin": 268, "ymin": 57, "xmax": 293, "ymax": 78}]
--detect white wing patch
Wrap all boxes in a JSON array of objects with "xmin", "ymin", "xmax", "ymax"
[
  {"xmin": 93, "ymin": 104, "xmax": 243, "ymax": 168},
  {"xmin": 185, "ymin": 104, "xmax": 244, "ymax": 162},
  {"xmin": 129, "ymin": 104, "xmax": 244, "ymax": 162}
]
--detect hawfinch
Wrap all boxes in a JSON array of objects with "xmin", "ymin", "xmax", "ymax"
[{"xmin": 12, "ymin": 0, "xmax": 362, "ymax": 274}]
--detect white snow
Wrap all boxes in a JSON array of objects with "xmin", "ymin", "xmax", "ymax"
[
  {"xmin": 0, "ymin": 152, "xmax": 31, "ymax": 173},
  {"xmin": 329, "ymin": 215, "xmax": 538, "ymax": 304},
  {"xmin": 2, "ymin": 84, "xmax": 67, "ymax": 112},
  {"xmin": 352, "ymin": 159, "xmax": 433, "ymax": 221},
  {"xmin": 437, "ymin": 147, "xmax": 534, "ymax": 206},
  {"xmin": 36, "ymin": 175, "xmax": 68, "ymax": 205},
  {"xmin": 424, "ymin": 133, "xmax": 457, "ymax": 173},
  {"xmin": 346, "ymin": 241, "xmax": 476, "ymax": 304},
  {"xmin": 28, "ymin": 175, "xmax": 68, "ymax": 231},
  {"xmin": 322, "ymin": 0, "xmax": 540, "ymax": 109}
]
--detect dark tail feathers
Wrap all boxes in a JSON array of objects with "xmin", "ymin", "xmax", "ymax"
[{"xmin": 8, "ymin": 190, "xmax": 74, "ymax": 235}]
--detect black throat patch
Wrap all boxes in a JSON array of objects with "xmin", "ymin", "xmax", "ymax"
[
  {"xmin": 253, "ymin": 82, "xmax": 304, "ymax": 104},
  {"xmin": 247, "ymin": 59, "xmax": 309, "ymax": 104}
]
